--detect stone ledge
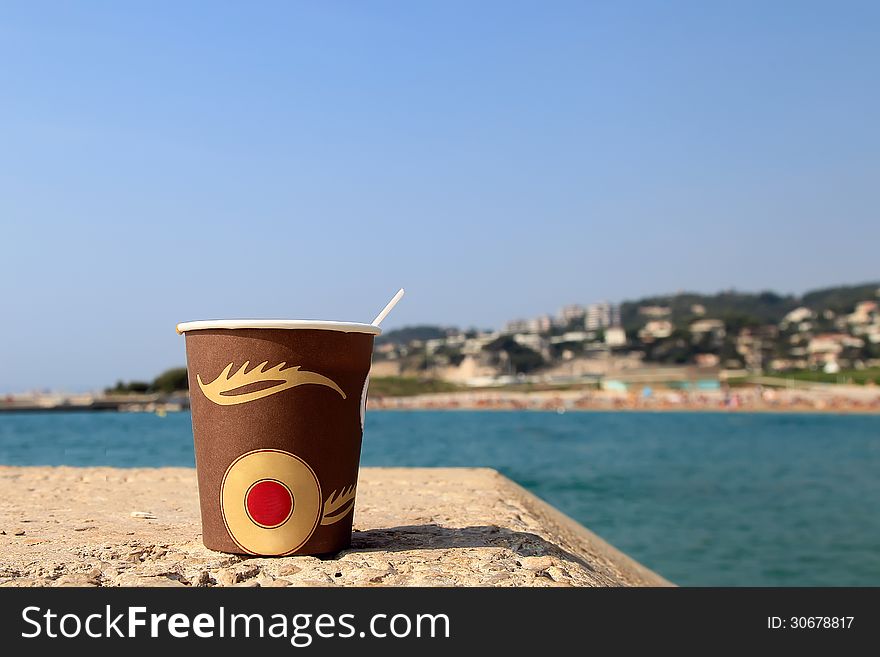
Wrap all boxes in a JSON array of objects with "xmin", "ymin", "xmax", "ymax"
[{"xmin": 0, "ymin": 466, "xmax": 670, "ymax": 587}]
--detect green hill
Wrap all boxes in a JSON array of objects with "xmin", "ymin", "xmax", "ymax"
[
  {"xmin": 375, "ymin": 325, "xmax": 451, "ymax": 345},
  {"xmin": 801, "ymin": 282, "xmax": 880, "ymax": 314},
  {"xmin": 619, "ymin": 282, "xmax": 879, "ymax": 332}
]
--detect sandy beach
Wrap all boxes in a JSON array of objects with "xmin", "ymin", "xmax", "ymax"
[{"xmin": 368, "ymin": 385, "xmax": 880, "ymax": 414}]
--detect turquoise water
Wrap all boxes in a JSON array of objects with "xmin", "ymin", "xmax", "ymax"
[{"xmin": 1, "ymin": 410, "xmax": 878, "ymax": 586}]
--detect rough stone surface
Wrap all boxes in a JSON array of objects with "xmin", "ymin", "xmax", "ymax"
[{"xmin": 0, "ymin": 466, "xmax": 670, "ymax": 587}]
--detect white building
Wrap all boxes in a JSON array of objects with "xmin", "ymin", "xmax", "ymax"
[
  {"xmin": 848, "ymin": 301, "xmax": 878, "ymax": 326},
  {"xmin": 604, "ymin": 326, "xmax": 627, "ymax": 347},
  {"xmin": 528, "ymin": 315, "xmax": 553, "ymax": 333},
  {"xmin": 638, "ymin": 320, "xmax": 673, "ymax": 342},
  {"xmin": 807, "ymin": 333, "xmax": 864, "ymax": 353},
  {"xmin": 782, "ymin": 307, "xmax": 814, "ymax": 325},
  {"xmin": 585, "ymin": 302, "xmax": 620, "ymax": 330},
  {"xmin": 550, "ymin": 331, "xmax": 591, "ymax": 344}
]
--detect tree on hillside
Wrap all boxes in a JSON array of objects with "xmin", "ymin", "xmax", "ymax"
[
  {"xmin": 375, "ymin": 325, "xmax": 450, "ymax": 346},
  {"xmin": 483, "ymin": 336, "xmax": 545, "ymax": 374},
  {"xmin": 105, "ymin": 367, "xmax": 189, "ymax": 395},
  {"xmin": 106, "ymin": 380, "xmax": 150, "ymax": 394},
  {"xmin": 152, "ymin": 367, "xmax": 189, "ymax": 392},
  {"xmin": 802, "ymin": 283, "xmax": 880, "ymax": 314}
]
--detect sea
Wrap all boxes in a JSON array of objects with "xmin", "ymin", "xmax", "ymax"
[{"xmin": 1, "ymin": 409, "xmax": 878, "ymax": 587}]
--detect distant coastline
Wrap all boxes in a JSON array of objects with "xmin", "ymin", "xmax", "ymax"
[
  {"xmin": 367, "ymin": 385, "xmax": 880, "ymax": 414},
  {"xmin": 5, "ymin": 383, "xmax": 876, "ymax": 415},
  {"xmin": 0, "ymin": 393, "xmax": 188, "ymax": 414}
]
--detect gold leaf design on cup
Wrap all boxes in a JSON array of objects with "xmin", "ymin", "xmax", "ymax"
[
  {"xmin": 197, "ymin": 361, "xmax": 346, "ymax": 406},
  {"xmin": 320, "ymin": 484, "xmax": 357, "ymax": 525}
]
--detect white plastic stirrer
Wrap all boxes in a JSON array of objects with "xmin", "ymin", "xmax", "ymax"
[{"xmin": 372, "ymin": 288, "xmax": 405, "ymax": 326}]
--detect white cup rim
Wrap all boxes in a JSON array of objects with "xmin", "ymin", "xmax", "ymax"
[{"xmin": 176, "ymin": 319, "xmax": 382, "ymax": 335}]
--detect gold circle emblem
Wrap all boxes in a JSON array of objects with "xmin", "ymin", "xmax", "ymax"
[{"xmin": 220, "ymin": 449, "xmax": 322, "ymax": 555}]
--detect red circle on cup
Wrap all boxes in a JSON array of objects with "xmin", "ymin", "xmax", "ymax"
[{"xmin": 245, "ymin": 479, "xmax": 294, "ymax": 528}]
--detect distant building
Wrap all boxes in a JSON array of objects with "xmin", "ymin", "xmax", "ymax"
[
  {"xmin": 527, "ymin": 315, "xmax": 553, "ymax": 334},
  {"xmin": 505, "ymin": 319, "xmax": 531, "ymax": 334},
  {"xmin": 639, "ymin": 305, "xmax": 671, "ymax": 318},
  {"xmin": 689, "ymin": 319, "xmax": 726, "ymax": 341},
  {"xmin": 848, "ymin": 301, "xmax": 878, "ymax": 326},
  {"xmin": 506, "ymin": 314, "xmax": 553, "ymax": 334},
  {"xmin": 559, "ymin": 304, "xmax": 586, "ymax": 324},
  {"xmin": 550, "ymin": 331, "xmax": 592, "ymax": 345},
  {"xmin": 462, "ymin": 333, "xmax": 498, "ymax": 355},
  {"xmin": 782, "ymin": 307, "xmax": 814, "ymax": 326},
  {"xmin": 691, "ymin": 304, "xmax": 706, "ymax": 316},
  {"xmin": 690, "ymin": 318, "xmax": 725, "ymax": 333},
  {"xmin": 807, "ymin": 333, "xmax": 864, "ymax": 356},
  {"xmin": 585, "ymin": 302, "xmax": 619, "ymax": 330},
  {"xmin": 604, "ymin": 326, "xmax": 627, "ymax": 347},
  {"xmin": 638, "ymin": 320, "xmax": 673, "ymax": 342},
  {"xmin": 734, "ymin": 325, "xmax": 780, "ymax": 371},
  {"xmin": 806, "ymin": 340, "xmax": 843, "ymax": 371}
]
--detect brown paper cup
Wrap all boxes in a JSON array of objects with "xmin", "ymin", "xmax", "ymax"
[{"xmin": 176, "ymin": 319, "xmax": 380, "ymax": 556}]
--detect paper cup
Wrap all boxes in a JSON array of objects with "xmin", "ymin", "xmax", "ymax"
[{"xmin": 176, "ymin": 319, "xmax": 380, "ymax": 556}]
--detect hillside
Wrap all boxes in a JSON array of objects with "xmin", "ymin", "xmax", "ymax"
[
  {"xmin": 381, "ymin": 282, "xmax": 880, "ymax": 339},
  {"xmin": 619, "ymin": 291, "xmax": 795, "ymax": 332},
  {"xmin": 801, "ymin": 283, "xmax": 880, "ymax": 314},
  {"xmin": 619, "ymin": 282, "xmax": 879, "ymax": 332},
  {"xmin": 375, "ymin": 325, "xmax": 453, "ymax": 346}
]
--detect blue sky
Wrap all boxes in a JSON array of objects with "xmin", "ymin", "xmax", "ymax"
[{"xmin": 1, "ymin": 1, "xmax": 878, "ymax": 390}]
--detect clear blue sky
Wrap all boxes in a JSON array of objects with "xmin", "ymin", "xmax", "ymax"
[{"xmin": 2, "ymin": 1, "xmax": 878, "ymax": 391}]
